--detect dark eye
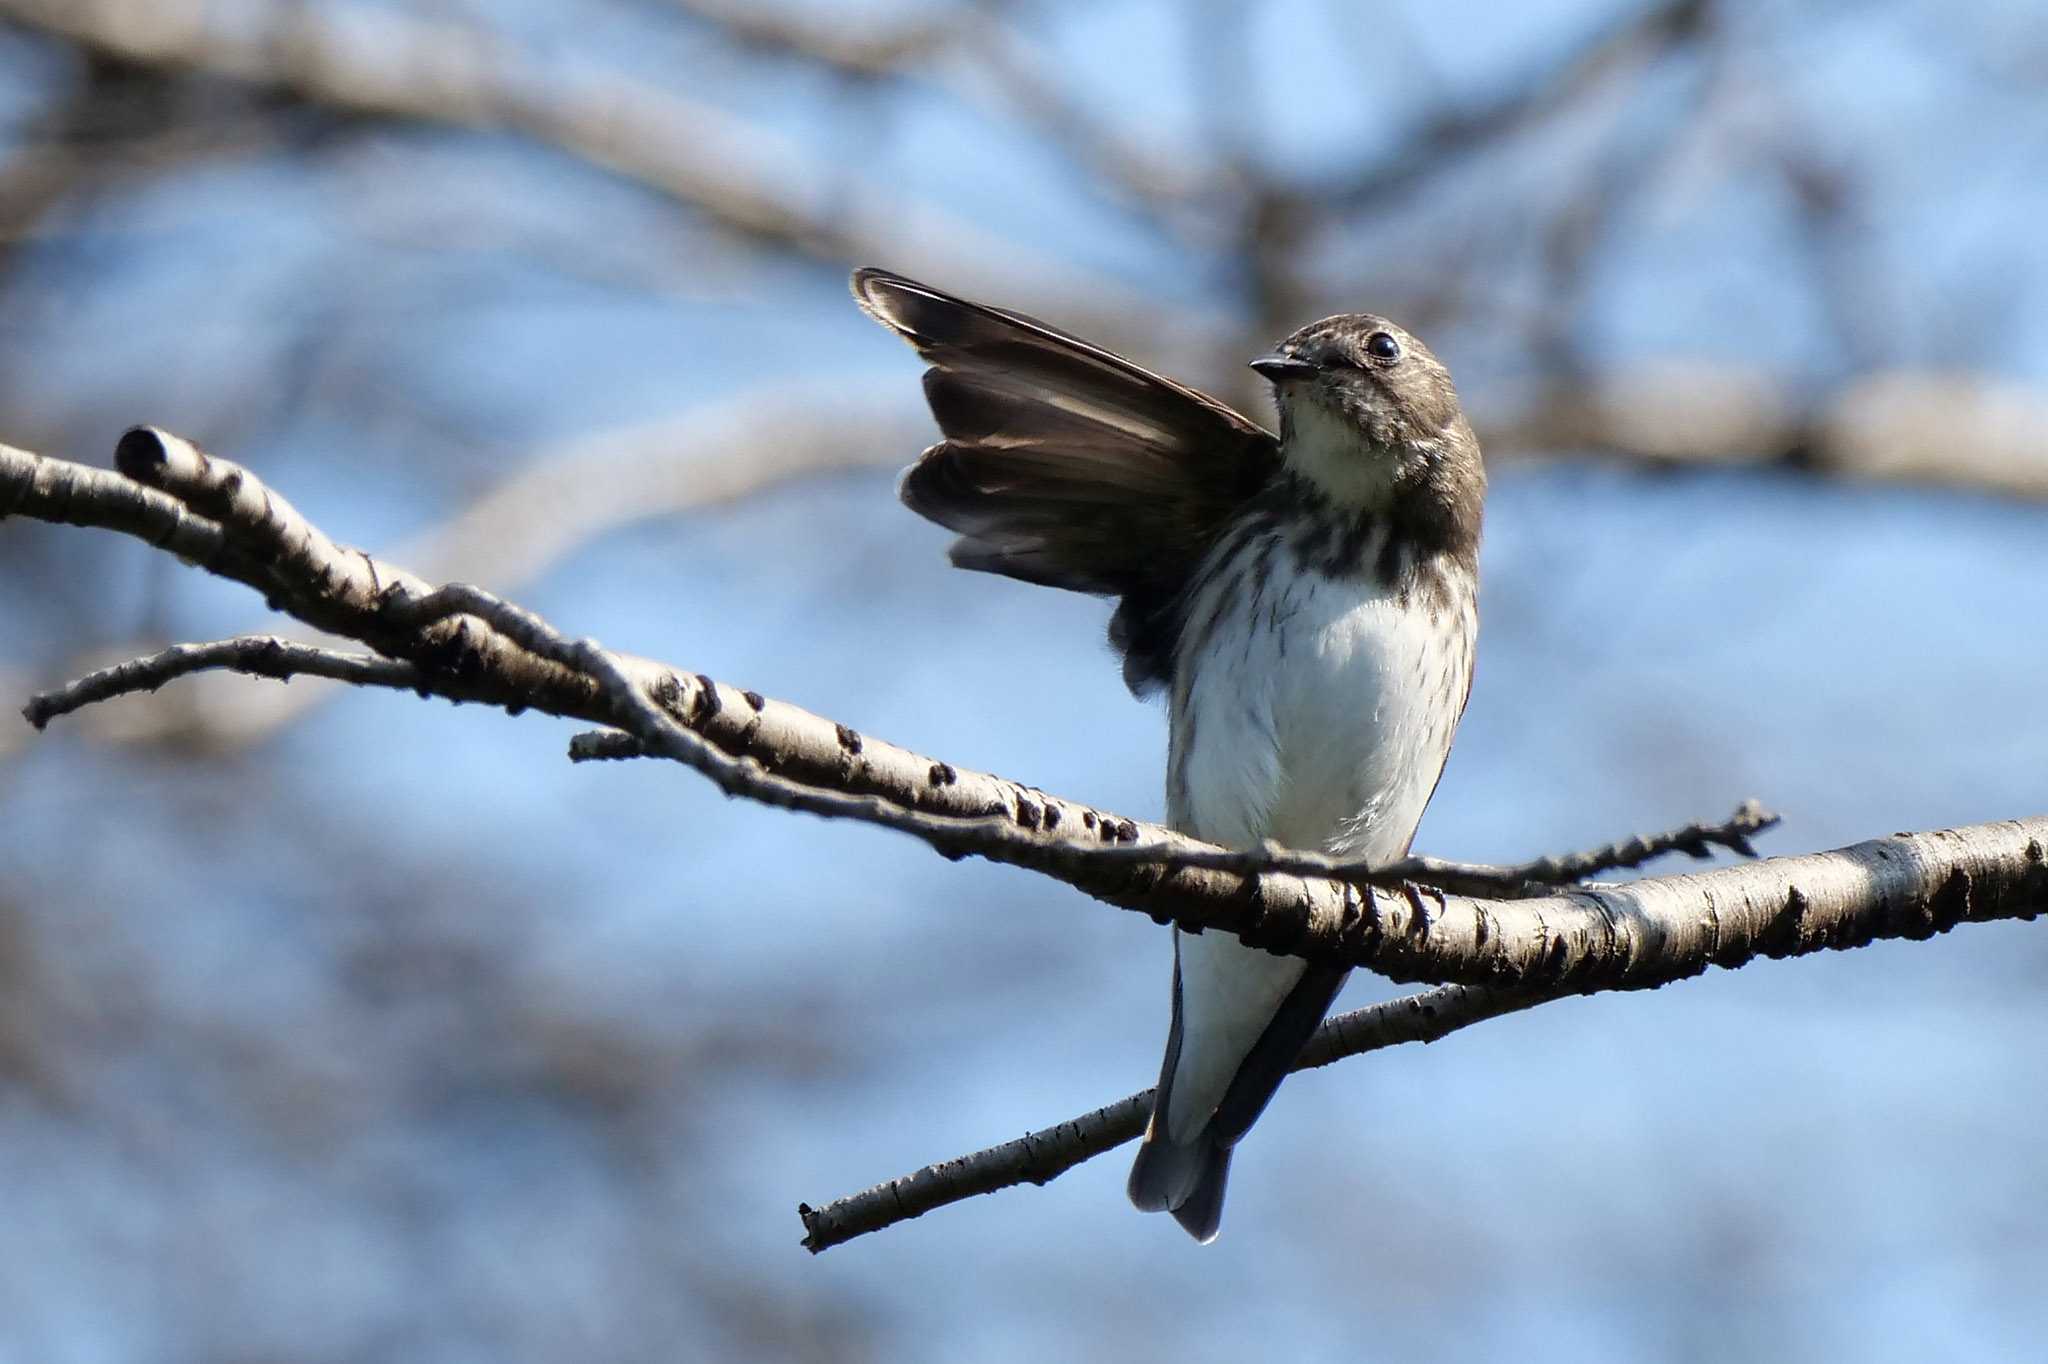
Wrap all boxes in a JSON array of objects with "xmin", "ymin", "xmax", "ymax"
[{"xmin": 1365, "ymin": 331, "xmax": 1402, "ymax": 362}]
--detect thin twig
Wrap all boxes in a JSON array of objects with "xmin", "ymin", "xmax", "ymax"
[
  {"xmin": 994, "ymin": 801, "xmax": 1779, "ymax": 897},
  {"xmin": 22, "ymin": 636, "xmax": 423, "ymax": 728},
  {"xmin": 575, "ymin": 731, "xmax": 1777, "ymax": 895},
  {"xmin": 1494, "ymin": 799, "xmax": 1776, "ymax": 881},
  {"xmin": 798, "ymin": 983, "xmax": 1543, "ymax": 1252}
]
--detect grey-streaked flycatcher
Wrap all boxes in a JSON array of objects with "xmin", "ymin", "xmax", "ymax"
[{"xmin": 856, "ymin": 268, "xmax": 1483, "ymax": 1242}]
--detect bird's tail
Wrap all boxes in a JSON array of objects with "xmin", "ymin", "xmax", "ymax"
[
  {"xmin": 1127, "ymin": 1125, "xmax": 1232, "ymax": 1244},
  {"xmin": 1127, "ymin": 938, "xmax": 1349, "ymax": 1243}
]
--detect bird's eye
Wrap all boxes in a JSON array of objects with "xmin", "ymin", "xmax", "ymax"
[{"xmin": 1365, "ymin": 331, "xmax": 1402, "ymax": 363}]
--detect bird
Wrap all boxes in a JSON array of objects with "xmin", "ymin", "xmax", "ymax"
[{"xmin": 852, "ymin": 267, "xmax": 1483, "ymax": 1242}]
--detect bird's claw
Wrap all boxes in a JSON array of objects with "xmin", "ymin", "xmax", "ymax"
[{"xmin": 1397, "ymin": 878, "xmax": 1441, "ymax": 930}]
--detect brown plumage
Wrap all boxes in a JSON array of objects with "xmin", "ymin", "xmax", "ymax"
[{"xmin": 852, "ymin": 267, "xmax": 1281, "ymax": 694}]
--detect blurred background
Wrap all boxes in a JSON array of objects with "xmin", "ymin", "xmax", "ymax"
[{"xmin": 3, "ymin": 0, "xmax": 2047, "ymax": 1360}]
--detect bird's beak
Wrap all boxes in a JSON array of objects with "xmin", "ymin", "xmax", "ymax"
[{"xmin": 1249, "ymin": 353, "xmax": 1317, "ymax": 383}]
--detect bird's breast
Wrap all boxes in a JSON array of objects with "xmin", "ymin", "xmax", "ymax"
[{"xmin": 1166, "ymin": 531, "xmax": 1474, "ymax": 863}]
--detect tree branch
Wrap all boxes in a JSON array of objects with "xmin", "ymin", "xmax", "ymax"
[
  {"xmin": 10, "ymin": 430, "xmax": 2046, "ymax": 990},
  {"xmin": 21, "ymin": 635, "xmax": 424, "ymax": 727},
  {"xmin": 48, "ymin": 395, "xmax": 929, "ymax": 749},
  {"xmin": 798, "ymin": 982, "xmax": 1541, "ymax": 1252},
  {"xmin": 1036, "ymin": 798, "xmax": 1781, "ymax": 898},
  {"xmin": 580, "ymin": 729, "xmax": 1772, "ymax": 895},
  {"xmin": 7, "ymin": 428, "xmax": 2045, "ymax": 1253}
]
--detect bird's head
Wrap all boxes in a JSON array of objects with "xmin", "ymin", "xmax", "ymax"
[{"xmin": 1250, "ymin": 315, "xmax": 1480, "ymax": 519}]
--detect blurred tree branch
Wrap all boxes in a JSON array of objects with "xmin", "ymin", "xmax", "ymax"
[
  {"xmin": 670, "ymin": 0, "xmax": 1243, "ymax": 236},
  {"xmin": 1316, "ymin": 0, "xmax": 1714, "ymax": 215},
  {"xmin": 0, "ymin": 50, "xmax": 279, "ymax": 264},
  {"xmin": 664, "ymin": 0, "xmax": 983, "ymax": 81},
  {"xmin": 7, "ymin": 428, "xmax": 2045, "ymax": 1247},
  {"xmin": 0, "ymin": 0, "xmax": 1209, "ymax": 348},
  {"xmin": 2, "ymin": 0, "xmax": 2045, "ymax": 500},
  {"xmin": 1489, "ymin": 364, "xmax": 2048, "ymax": 494}
]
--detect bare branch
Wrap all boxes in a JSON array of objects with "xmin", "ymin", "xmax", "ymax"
[
  {"xmin": 57, "ymin": 396, "xmax": 927, "ymax": 749},
  {"xmin": 1408, "ymin": 798, "xmax": 1777, "ymax": 893},
  {"xmin": 588, "ymin": 734, "xmax": 1774, "ymax": 896},
  {"xmin": 9, "ymin": 427, "xmax": 2047, "ymax": 1254},
  {"xmin": 1050, "ymin": 799, "xmax": 1779, "ymax": 898},
  {"xmin": 13, "ymin": 431, "xmax": 2046, "ymax": 994},
  {"xmin": 798, "ymin": 983, "xmax": 1539, "ymax": 1252},
  {"xmin": 0, "ymin": 438, "xmax": 272, "ymax": 589},
  {"xmin": 21, "ymin": 635, "xmax": 422, "ymax": 729}
]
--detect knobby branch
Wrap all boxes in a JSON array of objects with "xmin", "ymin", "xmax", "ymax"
[{"xmin": 5, "ymin": 429, "xmax": 2044, "ymax": 1251}]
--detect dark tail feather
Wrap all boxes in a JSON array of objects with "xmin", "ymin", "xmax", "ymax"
[
  {"xmin": 1128, "ymin": 954, "xmax": 1350, "ymax": 1242},
  {"xmin": 1169, "ymin": 1144, "xmax": 1231, "ymax": 1244},
  {"xmin": 1127, "ymin": 1129, "xmax": 1231, "ymax": 1244},
  {"xmin": 1125, "ymin": 947, "xmax": 1233, "ymax": 1243}
]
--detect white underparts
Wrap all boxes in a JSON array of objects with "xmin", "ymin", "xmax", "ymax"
[{"xmin": 1162, "ymin": 533, "xmax": 1475, "ymax": 1139}]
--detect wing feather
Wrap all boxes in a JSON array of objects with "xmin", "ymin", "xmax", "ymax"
[{"xmin": 854, "ymin": 268, "xmax": 1280, "ymax": 692}]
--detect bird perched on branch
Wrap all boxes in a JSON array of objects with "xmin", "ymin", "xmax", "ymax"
[{"xmin": 854, "ymin": 268, "xmax": 1483, "ymax": 1242}]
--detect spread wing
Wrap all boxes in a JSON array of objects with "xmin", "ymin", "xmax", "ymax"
[{"xmin": 853, "ymin": 268, "xmax": 1281, "ymax": 695}]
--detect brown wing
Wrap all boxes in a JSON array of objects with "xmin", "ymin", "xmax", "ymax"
[{"xmin": 852, "ymin": 268, "xmax": 1280, "ymax": 694}]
